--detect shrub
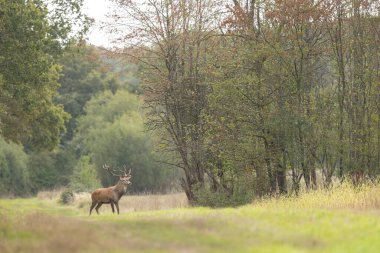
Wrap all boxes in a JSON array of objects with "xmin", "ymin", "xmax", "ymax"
[
  {"xmin": 0, "ymin": 138, "xmax": 30, "ymax": 196},
  {"xmin": 60, "ymin": 190, "xmax": 74, "ymax": 205},
  {"xmin": 69, "ymin": 156, "xmax": 101, "ymax": 193},
  {"xmin": 28, "ymin": 152, "xmax": 57, "ymax": 194},
  {"xmin": 194, "ymin": 186, "xmax": 253, "ymax": 208}
]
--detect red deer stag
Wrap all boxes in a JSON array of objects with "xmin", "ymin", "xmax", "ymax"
[{"xmin": 89, "ymin": 164, "xmax": 132, "ymax": 215}]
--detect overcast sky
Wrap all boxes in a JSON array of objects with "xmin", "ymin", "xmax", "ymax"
[{"xmin": 83, "ymin": 0, "xmax": 113, "ymax": 47}]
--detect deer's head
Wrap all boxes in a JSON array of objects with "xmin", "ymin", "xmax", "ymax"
[{"xmin": 103, "ymin": 164, "xmax": 132, "ymax": 186}]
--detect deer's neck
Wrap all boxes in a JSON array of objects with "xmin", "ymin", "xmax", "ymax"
[{"xmin": 113, "ymin": 182, "xmax": 127, "ymax": 200}]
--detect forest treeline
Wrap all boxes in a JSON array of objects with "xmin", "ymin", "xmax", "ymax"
[
  {"xmin": 109, "ymin": 0, "xmax": 380, "ymax": 206},
  {"xmin": 0, "ymin": 0, "xmax": 179, "ymax": 197},
  {"xmin": 1, "ymin": 0, "xmax": 379, "ymax": 207}
]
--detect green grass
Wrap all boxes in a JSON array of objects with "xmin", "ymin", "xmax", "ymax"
[{"xmin": 1, "ymin": 186, "xmax": 380, "ymax": 253}]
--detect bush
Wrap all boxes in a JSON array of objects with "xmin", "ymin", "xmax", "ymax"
[
  {"xmin": 28, "ymin": 148, "xmax": 78, "ymax": 194},
  {"xmin": 0, "ymin": 138, "xmax": 30, "ymax": 196},
  {"xmin": 28, "ymin": 152, "xmax": 57, "ymax": 194},
  {"xmin": 194, "ymin": 186, "xmax": 253, "ymax": 208},
  {"xmin": 69, "ymin": 156, "xmax": 101, "ymax": 193},
  {"xmin": 60, "ymin": 190, "xmax": 74, "ymax": 205}
]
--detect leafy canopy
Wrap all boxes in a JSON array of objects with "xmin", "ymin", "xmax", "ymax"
[{"xmin": 0, "ymin": 0, "xmax": 88, "ymax": 150}]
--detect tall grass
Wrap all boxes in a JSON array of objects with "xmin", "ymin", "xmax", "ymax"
[
  {"xmin": 255, "ymin": 182, "xmax": 380, "ymax": 210},
  {"xmin": 36, "ymin": 182, "xmax": 380, "ymax": 212},
  {"xmin": 3, "ymin": 183, "xmax": 380, "ymax": 253},
  {"xmin": 37, "ymin": 190, "xmax": 188, "ymax": 212}
]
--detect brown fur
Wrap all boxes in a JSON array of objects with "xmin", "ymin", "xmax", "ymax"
[{"xmin": 89, "ymin": 176, "xmax": 131, "ymax": 215}]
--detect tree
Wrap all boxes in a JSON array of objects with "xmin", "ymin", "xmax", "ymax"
[
  {"xmin": 219, "ymin": 0, "xmax": 380, "ymax": 190},
  {"xmin": 73, "ymin": 90, "xmax": 179, "ymax": 192},
  {"xmin": 56, "ymin": 44, "xmax": 121, "ymax": 143},
  {"xmin": 325, "ymin": 0, "xmax": 380, "ymax": 183},
  {"xmin": 106, "ymin": 0, "xmax": 380, "ymax": 203},
  {"xmin": 0, "ymin": 0, "xmax": 89, "ymax": 150},
  {"xmin": 110, "ymin": 0, "xmax": 224, "ymax": 202}
]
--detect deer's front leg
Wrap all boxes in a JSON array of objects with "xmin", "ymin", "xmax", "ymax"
[
  {"xmin": 89, "ymin": 202, "xmax": 97, "ymax": 216},
  {"xmin": 110, "ymin": 202, "xmax": 115, "ymax": 213},
  {"xmin": 115, "ymin": 202, "xmax": 120, "ymax": 214}
]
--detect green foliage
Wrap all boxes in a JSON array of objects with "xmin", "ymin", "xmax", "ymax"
[
  {"xmin": 52, "ymin": 147, "xmax": 77, "ymax": 186},
  {"xmin": 69, "ymin": 156, "xmax": 101, "ymax": 193},
  {"xmin": 46, "ymin": 0, "xmax": 92, "ymax": 46},
  {"xmin": 0, "ymin": 138, "xmax": 29, "ymax": 196},
  {"xmin": 59, "ymin": 189, "xmax": 74, "ymax": 205},
  {"xmin": 0, "ymin": 0, "xmax": 70, "ymax": 150},
  {"xmin": 74, "ymin": 90, "xmax": 178, "ymax": 192},
  {"xmin": 101, "ymin": 58, "xmax": 141, "ymax": 94},
  {"xmin": 28, "ymin": 152, "xmax": 59, "ymax": 193},
  {"xmin": 55, "ymin": 44, "xmax": 139, "ymax": 144},
  {"xmin": 27, "ymin": 147, "xmax": 78, "ymax": 194},
  {"xmin": 194, "ymin": 187, "xmax": 253, "ymax": 208},
  {"xmin": 0, "ymin": 139, "xmax": 78, "ymax": 197},
  {"xmin": 0, "ymin": 1, "xmax": 164, "ymax": 197},
  {"xmin": 56, "ymin": 45, "xmax": 120, "ymax": 142}
]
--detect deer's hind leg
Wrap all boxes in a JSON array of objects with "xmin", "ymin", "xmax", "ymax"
[
  {"xmin": 95, "ymin": 203, "xmax": 103, "ymax": 214},
  {"xmin": 89, "ymin": 202, "xmax": 97, "ymax": 216}
]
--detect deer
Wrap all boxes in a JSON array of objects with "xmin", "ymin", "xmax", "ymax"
[{"xmin": 89, "ymin": 164, "xmax": 132, "ymax": 216}]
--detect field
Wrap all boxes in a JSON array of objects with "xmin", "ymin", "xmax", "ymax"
[{"xmin": 2, "ymin": 185, "xmax": 380, "ymax": 253}]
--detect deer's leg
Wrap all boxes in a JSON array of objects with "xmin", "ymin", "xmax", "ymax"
[
  {"xmin": 89, "ymin": 202, "xmax": 97, "ymax": 216},
  {"xmin": 95, "ymin": 203, "xmax": 103, "ymax": 214},
  {"xmin": 115, "ymin": 202, "xmax": 120, "ymax": 214},
  {"xmin": 110, "ymin": 202, "xmax": 115, "ymax": 213}
]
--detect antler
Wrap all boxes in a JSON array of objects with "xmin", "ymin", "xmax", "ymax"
[
  {"xmin": 121, "ymin": 164, "xmax": 132, "ymax": 178},
  {"xmin": 103, "ymin": 164, "xmax": 131, "ymax": 178}
]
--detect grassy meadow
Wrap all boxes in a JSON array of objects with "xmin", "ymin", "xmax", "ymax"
[{"xmin": 1, "ymin": 185, "xmax": 380, "ymax": 253}]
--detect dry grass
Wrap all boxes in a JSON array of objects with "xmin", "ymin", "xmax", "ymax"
[
  {"xmin": 255, "ymin": 182, "xmax": 380, "ymax": 211},
  {"xmin": 36, "ymin": 190, "xmax": 189, "ymax": 213},
  {"xmin": 36, "ymin": 182, "xmax": 380, "ymax": 213},
  {"xmin": 4, "ymin": 184, "xmax": 380, "ymax": 253},
  {"xmin": 0, "ymin": 212, "xmax": 145, "ymax": 253},
  {"xmin": 37, "ymin": 189, "xmax": 189, "ymax": 212},
  {"xmin": 75, "ymin": 192, "xmax": 188, "ymax": 213},
  {"xmin": 36, "ymin": 189, "xmax": 65, "ymax": 200},
  {"xmin": 121, "ymin": 192, "xmax": 188, "ymax": 211}
]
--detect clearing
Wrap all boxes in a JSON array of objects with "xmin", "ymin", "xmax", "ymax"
[{"xmin": 1, "ymin": 186, "xmax": 380, "ymax": 253}]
